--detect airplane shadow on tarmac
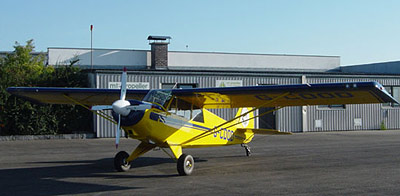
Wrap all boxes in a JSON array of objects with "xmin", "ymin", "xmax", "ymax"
[{"xmin": 0, "ymin": 156, "xmax": 202, "ymax": 196}]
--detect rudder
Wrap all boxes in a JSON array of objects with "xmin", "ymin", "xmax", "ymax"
[{"xmin": 234, "ymin": 108, "xmax": 254, "ymax": 129}]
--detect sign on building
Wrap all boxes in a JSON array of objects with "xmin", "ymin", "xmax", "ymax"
[
  {"xmin": 354, "ymin": 118, "xmax": 362, "ymax": 127},
  {"xmin": 108, "ymin": 82, "xmax": 150, "ymax": 89},
  {"xmin": 315, "ymin": 119, "xmax": 323, "ymax": 129},
  {"xmin": 216, "ymin": 80, "xmax": 243, "ymax": 87}
]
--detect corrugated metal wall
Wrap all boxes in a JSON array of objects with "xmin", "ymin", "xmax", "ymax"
[
  {"xmin": 94, "ymin": 71, "xmax": 302, "ymax": 137},
  {"xmin": 94, "ymin": 71, "xmax": 400, "ymax": 137},
  {"xmin": 277, "ymin": 107, "xmax": 303, "ymax": 132},
  {"xmin": 306, "ymin": 75, "xmax": 400, "ymax": 131}
]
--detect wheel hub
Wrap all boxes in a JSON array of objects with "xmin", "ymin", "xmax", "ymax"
[{"xmin": 185, "ymin": 160, "xmax": 192, "ymax": 168}]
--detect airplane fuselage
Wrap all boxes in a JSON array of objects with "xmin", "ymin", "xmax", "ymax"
[{"xmin": 116, "ymin": 104, "xmax": 255, "ymax": 149}]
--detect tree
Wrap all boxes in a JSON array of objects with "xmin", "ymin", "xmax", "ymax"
[{"xmin": 0, "ymin": 40, "xmax": 91, "ymax": 135}]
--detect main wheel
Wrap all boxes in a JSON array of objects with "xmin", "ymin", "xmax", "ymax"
[
  {"xmin": 114, "ymin": 151, "xmax": 131, "ymax": 172},
  {"xmin": 177, "ymin": 154, "xmax": 194, "ymax": 176}
]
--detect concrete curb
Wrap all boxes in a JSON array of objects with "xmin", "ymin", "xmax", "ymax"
[{"xmin": 0, "ymin": 133, "xmax": 96, "ymax": 141}]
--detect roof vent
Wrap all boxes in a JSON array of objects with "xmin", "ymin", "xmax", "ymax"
[{"xmin": 147, "ymin": 35, "xmax": 171, "ymax": 43}]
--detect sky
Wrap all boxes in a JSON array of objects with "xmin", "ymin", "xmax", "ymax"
[{"xmin": 1, "ymin": 0, "xmax": 399, "ymax": 66}]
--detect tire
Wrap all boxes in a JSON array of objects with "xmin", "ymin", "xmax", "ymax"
[
  {"xmin": 177, "ymin": 154, "xmax": 194, "ymax": 176},
  {"xmin": 114, "ymin": 151, "xmax": 131, "ymax": 172}
]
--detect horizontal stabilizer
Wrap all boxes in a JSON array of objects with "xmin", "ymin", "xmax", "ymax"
[{"xmin": 236, "ymin": 128, "xmax": 292, "ymax": 135}]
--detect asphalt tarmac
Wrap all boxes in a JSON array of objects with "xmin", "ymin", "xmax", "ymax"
[{"xmin": 1, "ymin": 130, "xmax": 400, "ymax": 196}]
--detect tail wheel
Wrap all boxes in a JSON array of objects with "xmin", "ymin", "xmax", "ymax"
[
  {"xmin": 114, "ymin": 151, "xmax": 131, "ymax": 172},
  {"xmin": 241, "ymin": 144, "xmax": 251, "ymax": 156},
  {"xmin": 177, "ymin": 154, "xmax": 194, "ymax": 176}
]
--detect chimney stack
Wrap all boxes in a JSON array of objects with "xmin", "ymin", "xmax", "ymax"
[{"xmin": 148, "ymin": 35, "xmax": 171, "ymax": 69}]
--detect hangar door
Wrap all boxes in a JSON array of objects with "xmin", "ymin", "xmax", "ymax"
[
  {"xmin": 259, "ymin": 107, "xmax": 276, "ymax": 129},
  {"xmin": 258, "ymin": 84, "xmax": 276, "ymax": 129}
]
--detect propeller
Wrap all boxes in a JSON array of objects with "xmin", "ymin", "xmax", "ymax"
[
  {"xmin": 91, "ymin": 67, "xmax": 128, "ymax": 148},
  {"xmin": 90, "ymin": 67, "xmax": 152, "ymax": 149}
]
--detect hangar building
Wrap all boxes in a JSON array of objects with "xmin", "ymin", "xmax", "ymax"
[{"xmin": 46, "ymin": 36, "xmax": 400, "ymax": 137}]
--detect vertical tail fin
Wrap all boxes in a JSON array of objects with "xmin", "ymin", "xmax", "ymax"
[{"xmin": 234, "ymin": 108, "xmax": 255, "ymax": 129}]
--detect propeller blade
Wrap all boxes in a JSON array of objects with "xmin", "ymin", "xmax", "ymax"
[
  {"xmin": 114, "ymin": 68, "xmax": 128, "ymax": 148},
  {"xmin": 91, "ymin": 105, "xmax": 113, "ymax": 111},
  {"xmin": 116, "ymin": 115, "xmax": 121, "ymax": 149},
  {"xmin": 120, "ymin": 67, "xmax": 127, "ymax": 100}
]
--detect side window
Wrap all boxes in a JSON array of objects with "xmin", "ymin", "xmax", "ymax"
[
  {"xmin": 192, "ymin": 109, "xmax": 204, "ymax": 123},
  {"xmin": 162, "ymin": 83, "xmax": 199, "ymax": 119}
]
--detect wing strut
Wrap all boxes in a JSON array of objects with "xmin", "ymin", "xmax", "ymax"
[
  {"xmin": 224, "ymin": 106, "xmax": 284, "ymax": 131},
  {"xmin": 184, "ymin": 106, "xmax": 284, "ymax": 144},
  {"xmin": 62, "ymin": 94, "xmax": 116, "ymax": 124},
  {"xmin": 182, "ymin": 92, "xmax": 290, "ymax": 145}
]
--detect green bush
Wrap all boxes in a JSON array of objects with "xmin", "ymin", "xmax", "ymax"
[
  {"xmin": 0, "ymin": 40, "xmax": 92, "ymax": 135},
  {"xmin": 380, "ymin": 120, "xmax": 387, "ymax": 130}
]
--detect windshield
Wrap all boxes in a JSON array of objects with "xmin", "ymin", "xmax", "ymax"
[{"xmin": 142, "ymin": 90, "xmax": 172, "ymax": 107}]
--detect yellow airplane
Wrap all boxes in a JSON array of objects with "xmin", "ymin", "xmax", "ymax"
[{"xmin": 7, "ymin": 68, "xmax": 398, "ymax": 175}]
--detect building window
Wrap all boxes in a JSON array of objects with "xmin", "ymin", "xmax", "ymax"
[
  {"xmin": 383, "ymin": 86, "xmax": 400, "ymax": 107},
  {"xmin": 162, "ymin": 83, "xmax": 197, "ymax": 89},
  {"xmin": 394, "ymin": 87, "xmax": 400, "ymax": 107},
  {"xmin": 318, "ymin": 104, "xmax": 346, "ymax": 109}
]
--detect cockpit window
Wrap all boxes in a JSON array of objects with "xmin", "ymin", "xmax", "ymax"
[
  {"xmin": 191, "ymin": 109, "xmax": 204, "ymax": 123},
  {"xmin": 166, "ymin": 97, "xmax": 203, "ymax": 121},
  {"xmin": 143, "ymin": 90, "xmax": 172, "ymax": 107}
]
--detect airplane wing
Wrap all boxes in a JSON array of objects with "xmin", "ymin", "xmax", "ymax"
[
  {"xmin": 7, "ymin": 81, "xmax": 397, "ymax": 108},
  {"xmin": 6, "ymin": 87, "xmax": 149, "ymax": 106},
  {"xmin": 170, "ymin": 81, "xmax": 398, "ymax": 109}
]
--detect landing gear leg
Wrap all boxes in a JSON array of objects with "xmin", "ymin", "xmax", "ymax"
[{"xmin": 241, "ymin": 144, "xmax": 251, "ymax": 156}]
